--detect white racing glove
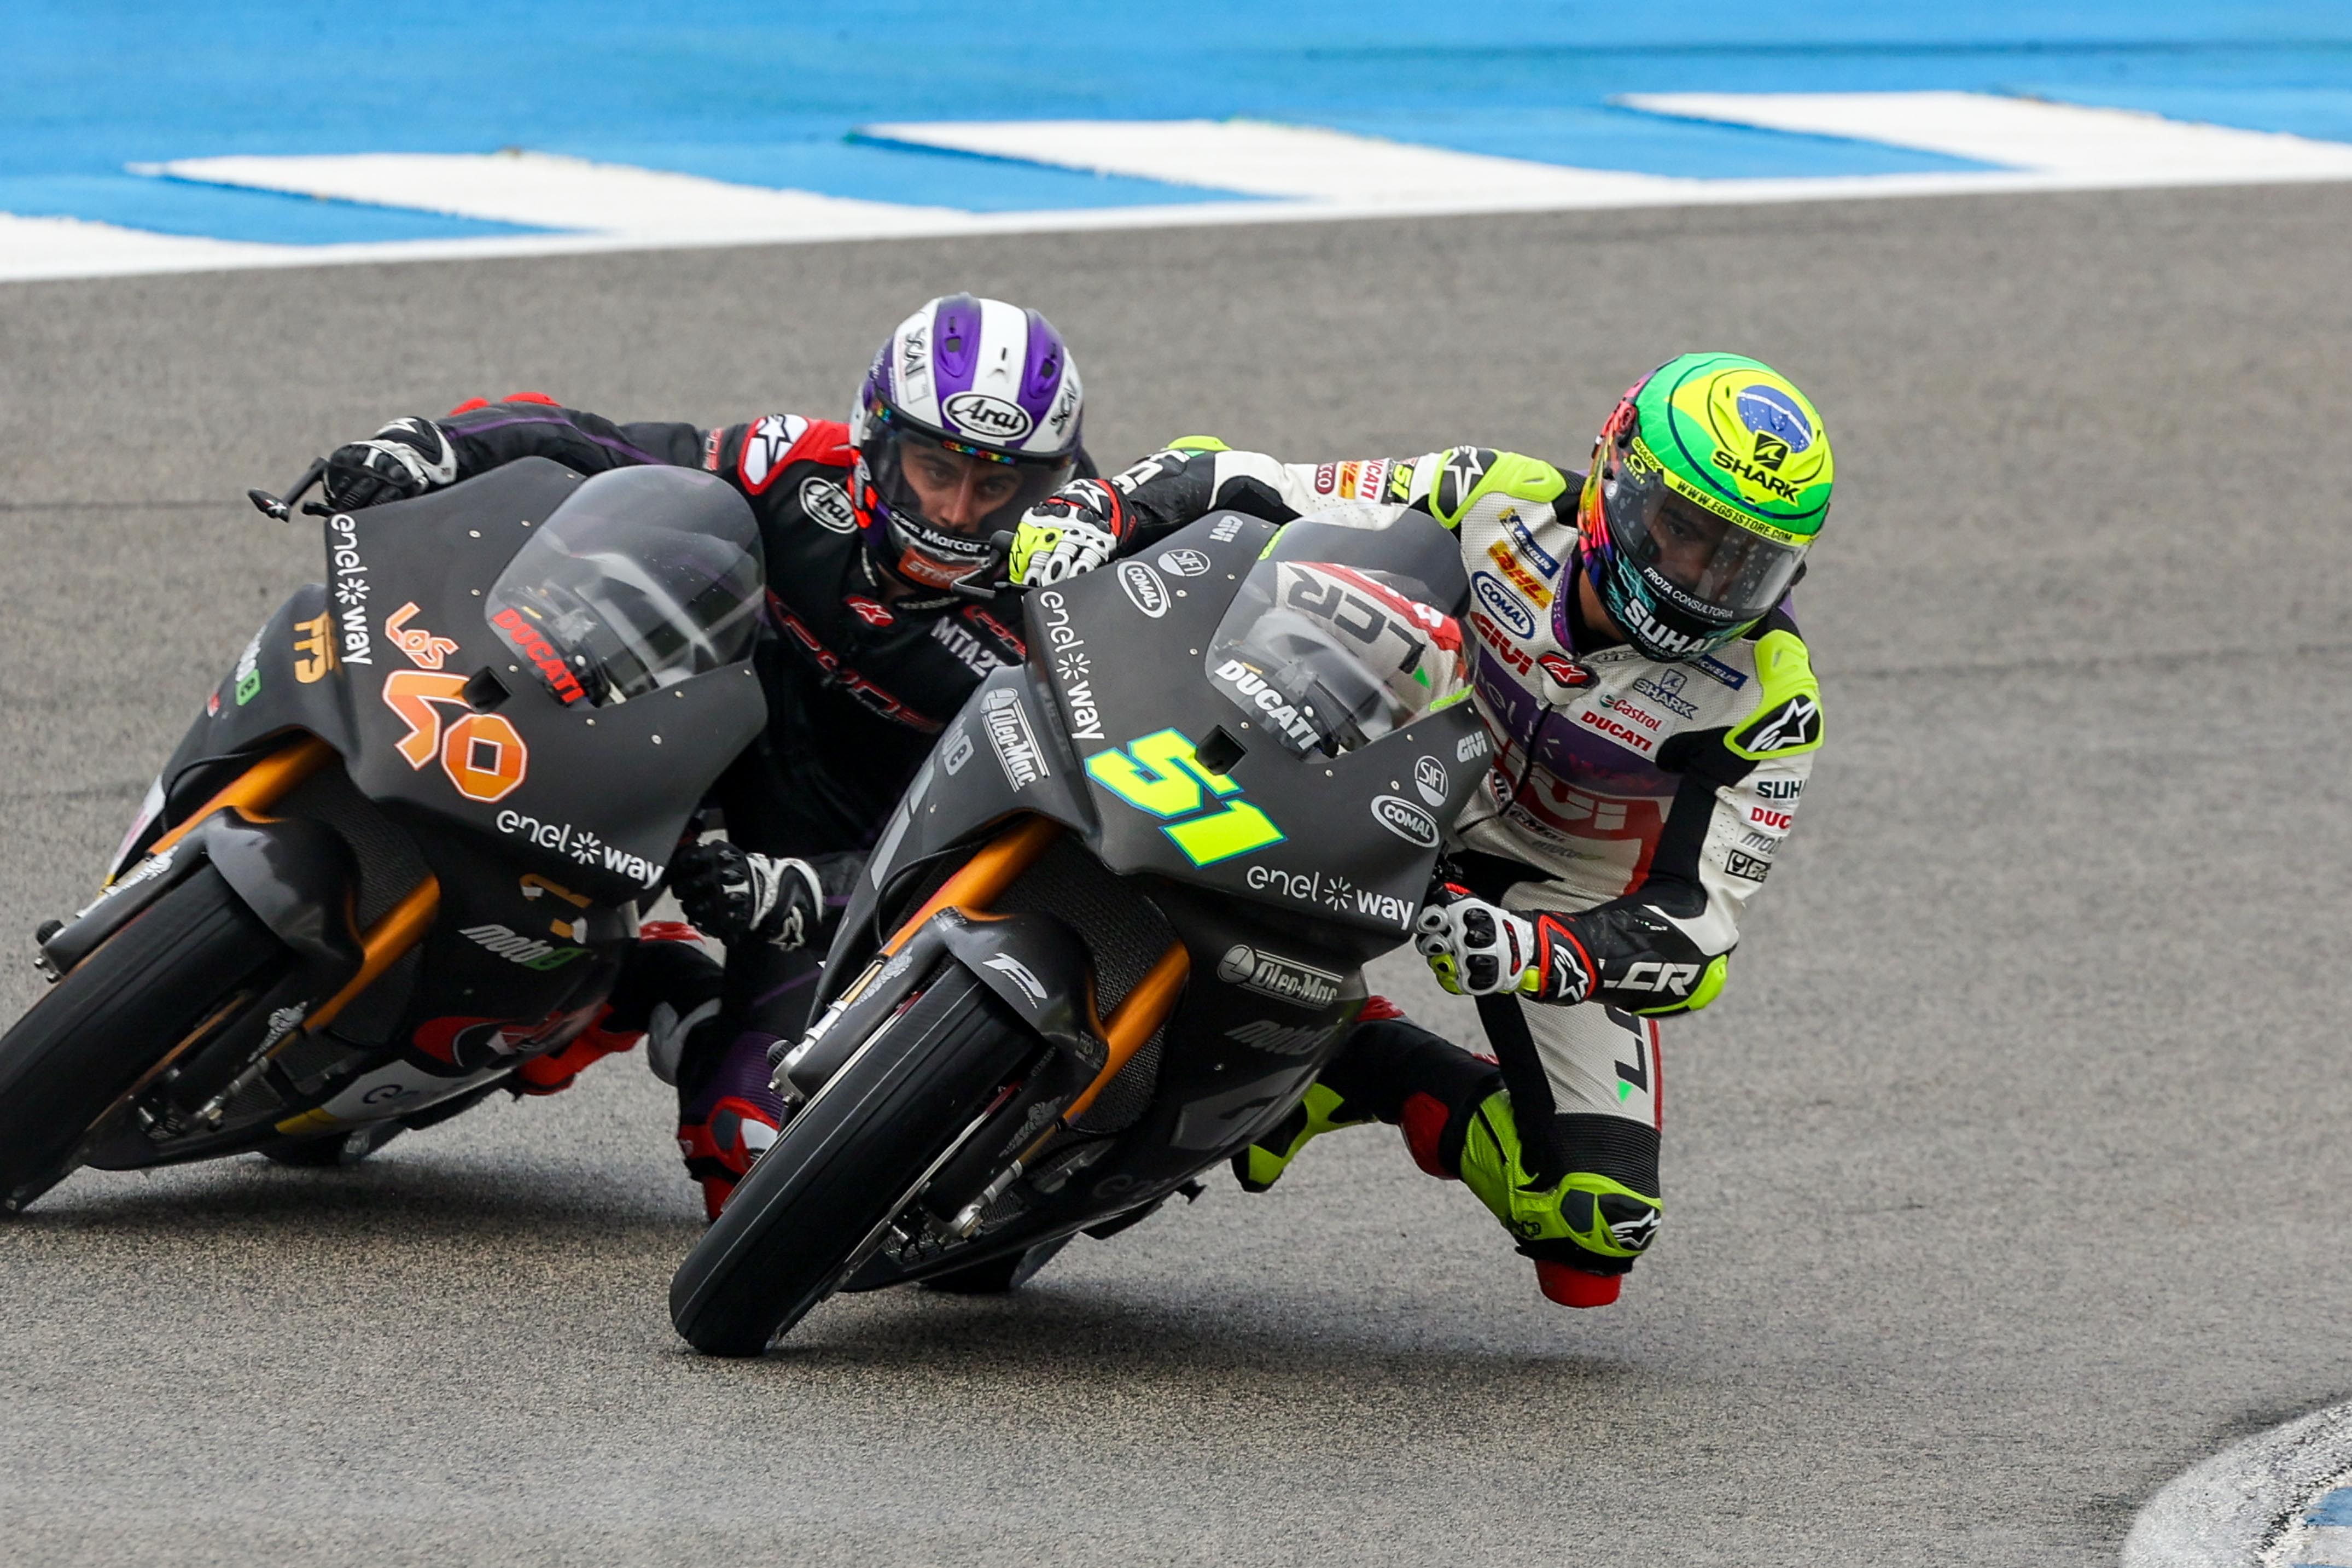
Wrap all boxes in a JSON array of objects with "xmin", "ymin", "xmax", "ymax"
[
  {"xmin": 1007, "ymin": 480, "xmax": 1127, "ymax": 586},
  {"xmin": 1413, "ymin": 882, "xmax": 1595, "ymax": 1003},
  {"xmin": 670, "ymin": 842, "xmax": 836, "ymax": 951}
]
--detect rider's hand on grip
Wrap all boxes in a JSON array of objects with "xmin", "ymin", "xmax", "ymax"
[
  {"xmin": 1007, "ymin": 480, "xmax": 1125, "ymax": 587},
  {"xmin": 1415, "ymin": 882, "xmax": 1540, "ymax": 998},
  {"xmin": 322, "ymin": 417, "xmax": 458, "ymax": 511},
  {"xmin": 672, "ymin": 843, "xmax": 855, "ymax": 952}
]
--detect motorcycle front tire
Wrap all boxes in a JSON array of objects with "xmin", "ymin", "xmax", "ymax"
[
  {"xmin": 0, "ymin": 865, "xmax": 291, "ymax": 1213},
  {"xmin": 668, "ymin": 963, "xmax": 1037, "ymax": 1356}
]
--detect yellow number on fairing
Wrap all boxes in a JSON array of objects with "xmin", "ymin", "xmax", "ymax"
[
  {"xmin": 1163, "ymin": 800, "xmax": 1283, "ymax": 864},
  {"xmin": 1084, "ymin": 728, "xmax": 1236, "ymax": 817},
  {"xmin": 1084, "ymin": 729, "xmax": 1283, "ymax": 866}
]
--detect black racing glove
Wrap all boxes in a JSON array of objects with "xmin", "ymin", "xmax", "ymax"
[
  {"xmin": 671, "ymin": 843, "xmax": 860, "ymax": 951},
  {"xmin": 323, "ymin": 416, "xmax": 459, "ymax": 510}
]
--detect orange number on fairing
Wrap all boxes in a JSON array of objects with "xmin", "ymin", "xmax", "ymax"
[
  {"xmin": 440, "ymin": 711, "xmax": 527, "ymax": 802},
  {"xmin": 381, "ymin": 670, "xmax": 529, "ymax": 802}
]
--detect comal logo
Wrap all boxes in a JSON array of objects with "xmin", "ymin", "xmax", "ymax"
[
  {"xmin": 944, "ymin": 391, "xmax": 1033, "ymax": 441},
  {"xmin": 1117, "ymin": 560, "xmax": 1169, "ymax": 619},
  {"xmin": 1471, "ymin": 573, "xmax": 1535, "ymax": 638},
  {"xmin": 1370, "ymin": 795, "xmax": 1440, "ymax": 849}
]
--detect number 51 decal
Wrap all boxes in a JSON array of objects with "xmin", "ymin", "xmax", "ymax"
[
  {"xmin": 1084, "ymin": 728, "xmax": 1283, "ymax": 866},
  {"xmin": 381, "ymin": 670, "xmax": 529, "ymax": 803}
]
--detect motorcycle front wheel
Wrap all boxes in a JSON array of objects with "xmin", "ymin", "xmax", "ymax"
[
  {"xmin": 668, "ymin": 962, "xmax": 1037, "ymax": 1356},
  {"xmin": 0, "ymin": 865, "xmax": 292, "ymax": 1213}
]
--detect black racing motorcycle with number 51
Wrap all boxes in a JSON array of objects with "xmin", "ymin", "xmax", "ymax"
[
  {"xmin": 0, "ymin": 458, "xmax": 766, "ymax": 1212},
  {"xmin": 668, "ymin": 501, "xmax": 1489, "ymax": 1355}
]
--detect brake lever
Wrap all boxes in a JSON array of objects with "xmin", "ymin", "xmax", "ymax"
[
  {"xmin": 946, "ymin": 531, "xmax": 1024, "ymax": 600},
  {"xmin": 246, "ymin": 457, "xmax": 328, "ymax": 522}
]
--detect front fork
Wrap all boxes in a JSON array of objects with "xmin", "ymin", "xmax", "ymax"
[
  {"xmin": 42, "ymin": 736, "xmax": 441, "ymax": 1134},
  {"xmin": 772, "ymin": 814, "xmax": 1192, "ymax": 1240}
]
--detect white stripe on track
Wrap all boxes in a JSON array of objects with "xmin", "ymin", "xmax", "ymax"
[
  {"xmin": 1620, "ymin": 92, "xmax": 2352, "ymax": 180},
  {"xmin": 2123, "ymin": 1400, "xmax": 2352, "ymax": 1566},
  {"xmin": 858, "ymin": 118, "xmax": 1689, "ymax": 203},
  {"xmin": 135, "ymin": 149, "xmax": 967, "ymax": 239}
]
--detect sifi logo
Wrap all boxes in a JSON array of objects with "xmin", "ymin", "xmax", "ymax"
[
  {"xmin": 1413, "ymin": 755, "xmax": 1448, "ymax": 806},
  {"xmin": 944, "ymin": 391, "xmax": 1033, "ymax": 441},
  {"xmin": 1157, "ymin": 547, "xmax": 1212, "ymax": 578}
]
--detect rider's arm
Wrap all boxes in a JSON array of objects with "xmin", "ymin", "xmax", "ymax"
[
  {"xmin": 1512, "ymin": 616, "xmax": 1824, "ymax": 1017},
  {"xmin": 1107, "ymin": 442, "xmax": 1573, "ymax": 550},
  {"xmin": 437, "ymin": 399, "xmax": 706, "ymax": 479}
]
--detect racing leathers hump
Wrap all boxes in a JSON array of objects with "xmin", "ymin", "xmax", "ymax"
[{"xmin": 1090, "ymin": 442, "xmax": 1824, "ymax": 1017}]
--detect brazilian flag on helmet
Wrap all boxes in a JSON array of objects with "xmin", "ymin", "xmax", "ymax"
[{"xmin": 1574, "ymin": 353, "xmax": 1833, "ymax": 663}]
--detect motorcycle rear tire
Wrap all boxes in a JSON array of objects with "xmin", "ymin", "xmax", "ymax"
[
  {"xmin": 0, "ymin": 866, "xmax": 290, "ymax": 1213},
  {"xmin": 669, "ymin": 964, "xmax": 1035, "ymax": 1356}
]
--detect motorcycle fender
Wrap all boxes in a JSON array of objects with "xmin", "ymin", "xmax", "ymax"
[
  {"xmin": 201, "ymin": 813, "xmax": 364, "ymax": 977},
  {"xmin": 39, "ymin": 836, "xmax": 212, "ymax": 976},
  {"xmin": 933, "ymin": 908, "xmax": 1107, "ymax": 1079}
]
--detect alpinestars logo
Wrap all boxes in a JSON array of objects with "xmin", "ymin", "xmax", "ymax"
[
  {"xmin": 1743, "ymin": 693, "xmax": 1821, "ymax": 754},
  {"xmin": 738, "ymin": 413, "xmax": 808, "ymax": 494}
]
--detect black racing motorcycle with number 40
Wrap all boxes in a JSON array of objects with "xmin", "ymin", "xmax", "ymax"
[
  {"xmin": 0, "ymin": 458, "xmax": 766, "ymax": 1213},
  {"xmin": 668, "ymin": 502, "xmax": 1489, "ymax": 1355}
]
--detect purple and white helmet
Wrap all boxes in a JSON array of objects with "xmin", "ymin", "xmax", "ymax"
[{"xmin": 850, "ymin": 294, "xmax": 1084, "ymax": 596}]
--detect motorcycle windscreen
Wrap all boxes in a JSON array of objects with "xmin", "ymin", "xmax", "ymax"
[
  {"xmin": 1205, "ymin": 504, "xmax": 1471, "ymax": 758},
  {"xmin": 484, "ymin": 466, "xmax": 765, "ymax": 707}
]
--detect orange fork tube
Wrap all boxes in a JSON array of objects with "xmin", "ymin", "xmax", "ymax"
[
  {"xmin": 1062, "ymin": 941, "xmax": 1191, "ymax": 1124},
  {"xmin": 881, "ymin": 814, "xmax": 1062, "ymax": 955},
  {"xmin": 133, "ymin": 735, "xmax": 337, "ymax": 871},
  {"xmin": 131, "ymin": 734, "xmax": 438, "ymax": 1038},
  {"xmin": 302, "ymin": 878, "xmax": 441, "ymax": 1036}
]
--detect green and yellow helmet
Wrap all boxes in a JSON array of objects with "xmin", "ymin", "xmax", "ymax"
[{"xmin": 1572, "ymin": 353, "xmax": 1833, "ymax": 662}]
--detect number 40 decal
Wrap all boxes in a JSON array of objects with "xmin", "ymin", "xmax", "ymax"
[
  {"xmin": 381, "ymin": 670, "xmax": 529, "ymax": 803},
  {"xmin": 1084, "ymin": 729, "xmax": 1283, "ymax": 866}
]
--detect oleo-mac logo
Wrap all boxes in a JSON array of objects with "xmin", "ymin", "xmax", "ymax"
[{"xmin": 1215, "ymin": 943, "xmax": 1342, "ymax": 1010}]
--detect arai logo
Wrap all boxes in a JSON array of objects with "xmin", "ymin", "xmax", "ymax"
[
  {"xmin": 1117, "ymin": 560, "xmax": 1169, "ymax": 619},
  {"xmin": 943, "ymin": 391, "xmax": 1033, "ymax": 442},
  {"xmin": 1471, "ymin": 572, "xmax": 1535, "ymax": 638},
  {"xmin": 799, "ymin": 475, "xmax": 857, "ymax": 533},
  {"xmin": 1370, "ymin": 794, "xmax": 1440, "ymax": 848},
  {"xmin": 1157, "ymin": 547, "xmax": 1212, "ymax": 578}
]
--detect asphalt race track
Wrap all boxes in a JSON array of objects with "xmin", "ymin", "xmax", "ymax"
[{"xmin": 6, "ymin": 184, "xmax": 2352, "ymax": 1566}]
